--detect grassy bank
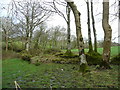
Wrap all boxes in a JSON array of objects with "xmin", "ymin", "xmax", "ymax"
[{"xmin": 2, "ymin": 59, "xmax": 119, "ymax": 88}]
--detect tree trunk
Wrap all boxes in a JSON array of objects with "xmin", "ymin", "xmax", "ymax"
[
  {"xmin": 26, "ymin": 41, "xmax": 29, "ymax": 51},
  {"xmin": 21, "ymin": 35, "xmax": 24, "ymax": 50},
  {"xmin": 25, "ymin": 32, "xmax": 29, "ymax": 51},
  {"xmin": 25, "ymin": 14, "xmax": 30, "ymax": 51},
  {"xmin": 5, "ymin": 31, "xmax": 8, "ymax": 51},
  {"xmin": 86, "ymin": 0, "xmax": 93, "ymax": 52},
  {"xmin": 29, "ymin": 30, "xmax": 33, "ymax": 49},
  {"xmin": 102, "ymin": 0, "xmax": 112, "ymax": 69},
  {"xmin": 29, "ymin": 7, "xmax": 34, "ymax": 50},
  {"xmin": 66, "ymin": 1, "xmax": 87, "ymax": 65},
  {"xmin": 3, "ymin": 27, "xmax": 8, "ymax": 52},
  {"xmin": 66, "ymin": 3, "xmax": 71, "ymax": 53},
  {"xmin": 91, "ymin": 0, "xmax": 97, "ymax": 52}
]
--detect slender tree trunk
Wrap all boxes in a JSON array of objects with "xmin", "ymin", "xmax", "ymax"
[
  {"xmin": 29, "ymin": 30, "xmax": 33, "ymax": 49},
  {"xmin": 29, "ymin": 6, "xmax": 34, "ymax": 49},
  {"xmin": 25, "ymin": 32, "xmax": 29, "ymax": 51},
  {"xmin": 102, "ymin": 0, "xmax": 112, "ymax": 69},
  {"xmin": 2, "ymin": 26, "xmax": 8, "ymax": 51},
  {"xmin": 66, "ymin": 2, "xmax": 87, "ymax": 64},
  {"xmin": 21, "ymin": 36, "xmax": 24, "ymax": 50},
  {"xmin": 86, "ymin": 0, "xmax": 93, "ymax": 52},
  {"xmin": 25, "ymin": 13, "xmax": 30, "ymax": 51},
  {"xmin": 25, "ymin": 39, "xmax": 29, "ymax": 51},
  {"xmin": 5, "ymin": 31, "xmax": 8, "ymax": 51},
  {"xmin": 91, "ymin": 0, "xmax": 97, "ymax": 52},
  {"xmin": 66, "ymin": 3, "xmax": 71, "ymax": 53}
]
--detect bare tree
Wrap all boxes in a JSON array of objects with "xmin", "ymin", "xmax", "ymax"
[
  {"xmin": 34, "ymin": 22, "xmax": 48, "ymax": 50},
  {"xmin": 91, "ymin": 0, "xmax": 97, "ymax": 52},
  {"xmin": 48, "ymin": 26, "xmax": 66, "ymax": 49},
  {"xmin": 1, "ymin": 17, "xmax": 12, "ymax": 51},
  {"xmin": 66, "ymin": 3, "xmax": 71, "ymax": 53},
  {"xmin": 86, "ymin": 0, "xmax": 93, "ymax": 52},
  {"xmin": 102, "ymin": 0, "xmax": 112, "ymax": 69},
  {"xmin": 65, "ymin": 0, "xmax": 88, "ymax": 72},
  {"xmin": 46, "ymin": 0, "xmax": 72, "ymax": 54},
  {"xmin": 1, "ymin": 1, "xmax": 14, "ymax": 51},
  {"xmin": 13, "ymin": 0, "xmax": 51, "ymax": 51}
]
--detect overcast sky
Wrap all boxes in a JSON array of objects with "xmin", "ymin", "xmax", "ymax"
[{"xmin": 0, "ymin": 0, "xmax": 119, "ymax": 43}]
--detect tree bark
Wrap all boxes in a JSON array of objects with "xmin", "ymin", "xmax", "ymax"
[
  {"xmin": 102, "ymin": 0, "xmax": 112, "ymax": 69},
  {"xmin": 29, "ymin": 5, "xmax": 34, "ymax": 49},
  {"xmin": 66, "ymin": 1, "xmax": 87, "ymax": 65},
  {"xmin": 5, "ymin": 31, "xmax": 8, "ymax": 51},
  {"xmin": 25, "ymin": 32, "xmax": 29, "ymax": 51},
  {"xmin": 66, "ymin": 3, "xmax": 71, "ymax": 52},
  {"xmin": 25, "ymin": 8, "xmax": 30, "ymax": 51},
  {"xmin": 25, "ymin": 31, "xmax": 29, "ymax": 51},
  {"xmin": 86, "ymin": 0, "xmax": 93, "ymax": 52},
  {"xmin": 91, "ymin": 0, "xmax": 97, "ymax": 52}
]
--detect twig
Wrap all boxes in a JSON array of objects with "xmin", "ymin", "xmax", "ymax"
[{"xmin": 14, "ymin": 81, "xmax": 21, "ymax": 90}]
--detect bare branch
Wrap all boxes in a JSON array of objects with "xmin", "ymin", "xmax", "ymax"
[
  {"xmin": 54, "ymin": 0, "xmax": 67, "ymax": 22},
  {"xmin": 112, "ymin": 35, "xmax": 120, "ymax": 40}
]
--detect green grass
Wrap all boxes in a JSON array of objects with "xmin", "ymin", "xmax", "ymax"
[
  {"xmin": 2, "ymin": 59, "xmax": 119, "ymax": 88},
  {"xmin": 64, "ymin": 46, "xmax": 120, "ymax": 57},
  {"xmin": 97, "ymin": 46, "xmax": 119, "ymax": 57}
]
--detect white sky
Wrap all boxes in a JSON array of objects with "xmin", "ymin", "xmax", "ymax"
[{"xmin": 0, "ymin": 0, "xmax": 119, "ymax": 43}]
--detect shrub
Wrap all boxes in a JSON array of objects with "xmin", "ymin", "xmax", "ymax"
[
  {"xmin": 2, "ymin": 41, "xmax": 24, "ymax": 52},
  {"xmin": 86, "ymin": 52, "xmax": 102, "ymax": 65},
  {"xmin": 2, "ymin": 42, "xmax": 13, "ymax": 50},
  {"xmin": 111, "ymin": 53, "xmax": 120, "ymax": 65},
  {"xmin": 12, "ymin": 42, "xmax": 24, "ymax": 52}
]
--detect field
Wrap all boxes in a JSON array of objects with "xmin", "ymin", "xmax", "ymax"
[
  {"xmin": 2, "ymin": 46, "xmax": 120, "ymax": 88},
  {"xmin": 65, "ymin": 46, "xmax": 120, "ymax": 57}
]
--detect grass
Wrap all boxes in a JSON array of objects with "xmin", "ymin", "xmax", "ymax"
[
  {"xmin": 2, "ymin": 59, "xmax": 119, "ymax": 88},
  {"xmin": 64, "ymin": 46, "xmax": 120, "ymax": 57}
]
